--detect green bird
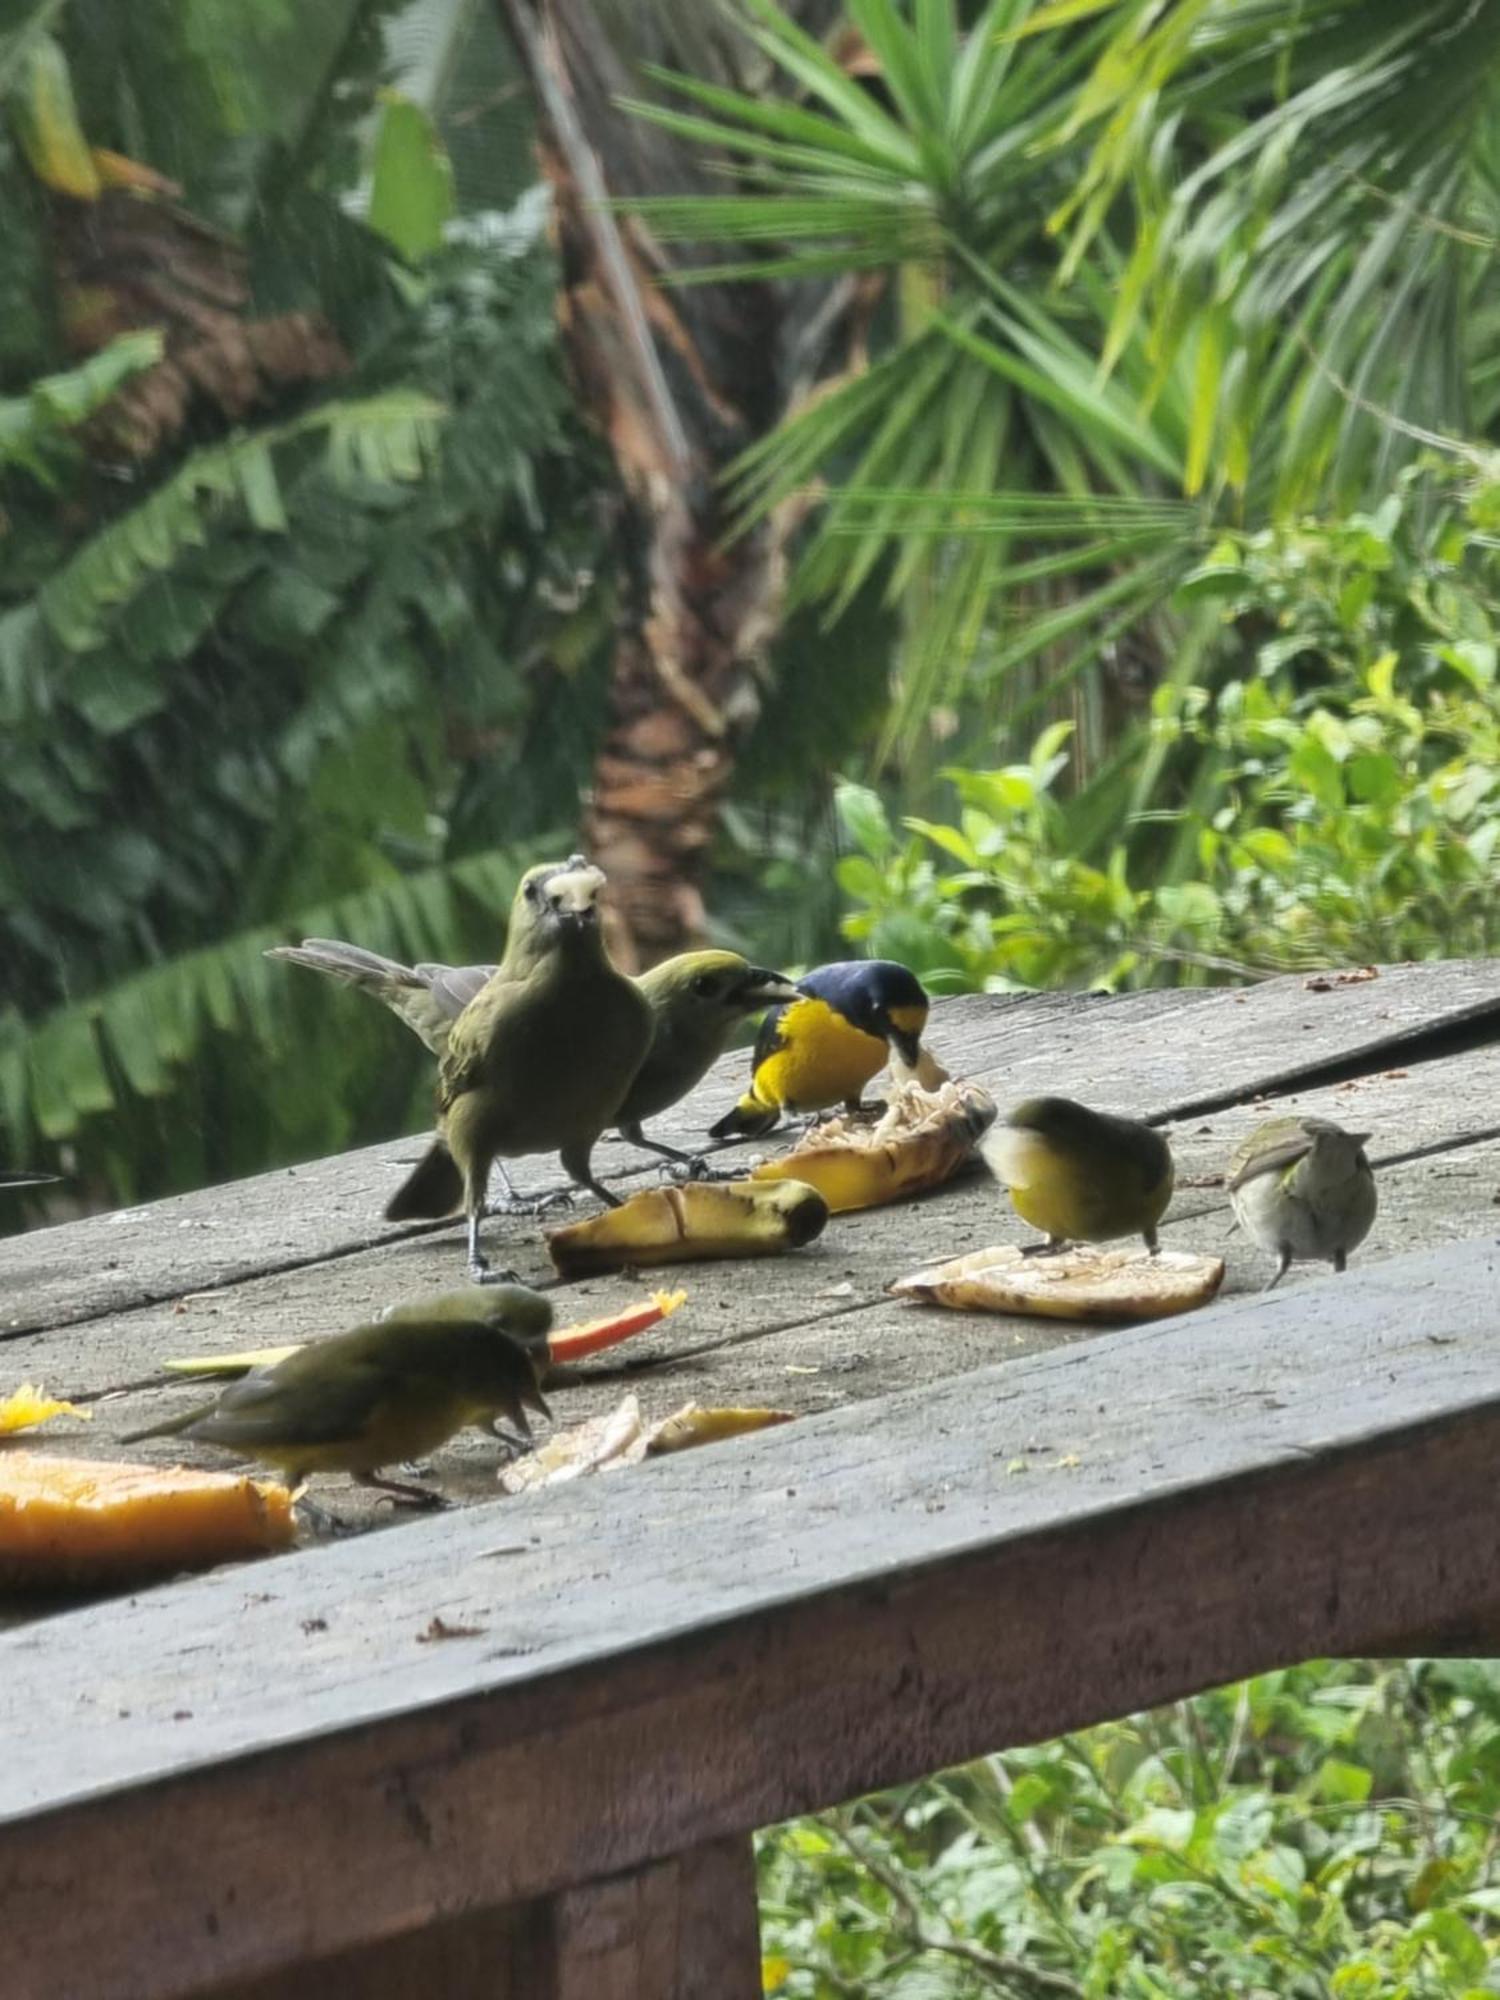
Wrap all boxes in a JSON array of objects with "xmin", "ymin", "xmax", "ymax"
[
  {"xmin": 1226, "ymin": 1115, "xmax": 1376, "ymax": 1291},
  {"xmin": 265, "ymin": 935, "xmax": 794, "ymax": 1174},
  {"xmin": 385, "ymin": 857, "xmax": 655, "ymax": 1278},
  {"xmin": 120, "ymin": 1286, "xmax": 553, "ymax": 1506},
  {"xmin": 981, "ymin": 1096, "xmax": 1175, "ymax": 1254}
]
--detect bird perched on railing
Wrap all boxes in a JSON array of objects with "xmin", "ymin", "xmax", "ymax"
[
  {"xmin": 981, "ymin": 1096, "xmax": 1175, "ymax": 1254},
  {"xmin": 385, "ymin": 857, "xmax": 654, "ymax": 1279},
  {"xmin": 266, "ymin": 937, "xmax": 794, "ymax": 1176},
  {"xmin": 1227, "ymin": 1115, "xmax": 1376, "ymax": 1290},
  {"xmin": 709, "ymin": 959, "xmax": 930, "ymax": 1141},
  {"xmin": 121, "ymin": 1285, "xmax": 553, "ymax": 1507}
]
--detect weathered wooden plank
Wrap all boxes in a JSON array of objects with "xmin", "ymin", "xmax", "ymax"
[
  {"xmin": 209, "ymin": 1903, "xmax": 550, "ymax": 2000},
  {"xmin": 542, "ymin": 1837, "xmax": 760, "ymax": 2000},
  {"xmin": 7, "ymin": 1122, "xmax": 1497, "ymax": 1532},
  {"xmin": 5, "ymin": 960, "xmax": 1495, "ymax": 1337},
  {"xmin": 2, "ymin": 1236, "xmax": 1500, "ymax": 1998}
]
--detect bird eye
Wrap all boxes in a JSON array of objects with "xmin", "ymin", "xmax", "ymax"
[
  {"xmin": 692, "ymin": 974, "xmax": 716, "ymax": 997},
  {"xmin": 524, "ymin": 878, "xmax": 542, "ymax": 904}
]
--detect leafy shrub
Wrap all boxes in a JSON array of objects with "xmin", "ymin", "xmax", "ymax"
[
  {"xmin": 760, "ymin": 1660, "xmax": 1500, "ymax": 1997},
  {"xmin": 835, "ymin": 467, "xmax": 1500, "ymax": 991}
]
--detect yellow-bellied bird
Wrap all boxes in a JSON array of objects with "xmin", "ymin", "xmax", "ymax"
[
  {"xmin": 121, "ymin": 1285, "xmax": 553, "ymax": 1506},
  {"xmin": 981, "ymin": 1096, "xmax": 1174, "ymax": 1254},
  {"xmin": 1227, "ymin": 1115, "xmax": 1376, "ymax": 1291},
  {"xmin": 265, "ymin": 937, "xmax": 794, "ymax": 1173},
  {"xmin": 385, "ymin": 857, "xmax": 654, "ymax": 1278},
  {"xmin": 709, "ymin": 959, "xmax": 930, "ymax": 1141}
]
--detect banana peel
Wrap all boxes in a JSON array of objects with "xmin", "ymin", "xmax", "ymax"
[
  {"xmin": 889, "ymin": 1244, "xmax": 1225, "ymax": 1324},
  {"xmin": 752, "ymin": 1079, "xmax": 997, "ymax": 1214},
  {"xmin": 546, "ymin": 1179, "xmax": 828, "ymax": 1278},
  {"xmin": 499, "ymin": 1394, "xmax": 794, "ymax": 1493}
]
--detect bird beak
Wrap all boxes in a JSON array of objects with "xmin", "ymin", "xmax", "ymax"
[
  {"xmin": 524, "ymin": 1383, "xmax": 553, "ymax": 1425},
  {"xmin": 548, "ymin": 861, "xmax": 606, "ymax": 927},
  {"xmin": 891, "ymin": 1026, "xmax": 924, "ymax": 1068},
  {"xmin": 736, "ymin": 968, "xmax": 800, "ymax": 1009}
]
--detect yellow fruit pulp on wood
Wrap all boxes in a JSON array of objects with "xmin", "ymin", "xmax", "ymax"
[{"xmin": 0, "ymin": 1452, "xmax": 295, "ymax": 1588}]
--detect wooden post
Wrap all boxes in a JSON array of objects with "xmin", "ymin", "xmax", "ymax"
[{"xmin": 207, "ymin": 1838, "xmax": 760, "ymax": 2000}]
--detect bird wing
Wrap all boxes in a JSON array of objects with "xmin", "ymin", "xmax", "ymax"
[
  {"xmin": 413, "ymin": 963, "xmax": 496, "ymax": 1016},
  {"xmin": 1227, "ymin": 1126, "xmax": 1316, "ymax": 1193},
  {"xmin": 750, "ymin": 1000, "xmax": 793, "ymax": 1074},
  {"xmin": 184, "ymin": 1362, "xmax": 388, "ymax": 1451},
  {"xmin": 437, "ymin": 973, "xmax": 529, "ymax": 1102}
]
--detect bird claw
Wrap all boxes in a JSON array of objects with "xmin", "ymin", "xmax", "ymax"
[{"xmin": 470, "ymin": 1260, "xmax": 524, "ymax": 1286}]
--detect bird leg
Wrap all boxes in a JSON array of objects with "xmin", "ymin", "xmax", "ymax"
[
  {"xmin": 560, "ymin": 1144, "xmax": 623, "ymax": 1210},
  {"xmin": 619, "ymin": 1124, "xmax": 717, "ymax": 1181},
  {"xmin": 356, "ymin": 1471, "xmax": 448, "ymax": 1510},
  {"xmin": 1262, "ymin": 1246, "xmax": 1293, "ymax": 1293},
  {"xmin": 467, "ymin": 1211, "xmax": 523, "ymax": 1286},
  {"xmin": 1020, "ymin": 1236, "xmax": 1072, "ymax": 1258},
  {"xmin": 484, "ymin": 1163, "xmax": 574, "ymax": 1218},
  {"xmin": 487, "ymin": 1420, "xmax": 533, "ymax": 1460}
]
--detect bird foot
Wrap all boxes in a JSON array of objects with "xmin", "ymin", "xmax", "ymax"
[
  {"xmin": 470, "ymin": 1260, "xmax": 525, "ymax": 1286},
  {"xmin": 1020, "ymin": 1238, "xmax": 1071, "ymax": 1258},
  {"xmin": 484, "ymin": 1188, "xmax": 574, "ymax": 1219},
  {"xmin": 656, "ymin": 1156, "xmax": 733, "ymax": 1184}
]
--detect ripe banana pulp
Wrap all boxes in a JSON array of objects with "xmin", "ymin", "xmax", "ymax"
[
  {"xmin": 752, "ymin": 1079, "xmax": 998, "ymax": 1214},
  {"xmin": 546, "ymin": 1178, "xmax": 829, "ymax": 1278}
]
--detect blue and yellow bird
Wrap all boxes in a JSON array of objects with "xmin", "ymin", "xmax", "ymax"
[{"xmin": 709, "ymin": 959, "xmax": 930, "ymax": 1141}]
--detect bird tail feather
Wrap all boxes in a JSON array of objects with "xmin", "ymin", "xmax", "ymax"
[
  {"xmin": 708, "ymin": 1096, "xmax": 780, "ymax": 1142},
  {"xmin": 386, "ymin": 1140, "xmax": 464, "ymax": 1221}
]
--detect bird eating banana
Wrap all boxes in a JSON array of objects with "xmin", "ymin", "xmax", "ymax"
[
  {"xmin": 120, "ymin": 1285, "xmax": 554, "ymax": 1507},
  {"xmin": 709, "ymin": 959, "xmax": 931, "ymax": 1141},
  {"xmin": 1226, "ymin": 1114, "xmax": 1376, "ymax": 1290},
  {"xmin": 385, "ymin": 857, "xmax": 654, "ymax": 1279},
  {"xmin": 981, "ymin": 1096, "xmax": 1174, "ymax": 1254}
]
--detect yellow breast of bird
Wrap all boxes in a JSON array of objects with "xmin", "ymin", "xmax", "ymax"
[
  {"xmin": 998, "ymin": 1131, "xmax": 1172, "ymax": 1244},
  {"xmin": 755, "ymin": 998, "xmax": 889, "ymax": 1114}
]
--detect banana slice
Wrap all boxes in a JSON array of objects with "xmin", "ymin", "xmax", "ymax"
[
  {"xmin": 753, "ymin": 1079, "xmax": 997, "ymax": 1213},
  {"xmin": 546, "ymin": 1178, "xmax": 828, "ymax": 1278},
  {"xmin": 890, "ymin": 1243, "xmax": 1225, "ymax": 1323}
]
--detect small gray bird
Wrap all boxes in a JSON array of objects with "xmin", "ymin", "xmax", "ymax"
[{"xmin": 1226, "ymin": 1115, "xmax": 1377, "ymax": 1290}]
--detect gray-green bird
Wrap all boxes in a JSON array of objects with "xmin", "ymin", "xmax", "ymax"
[
  {"xmin": 980, "ymin": 1096, "xmax": 1175, "ymax": 1253},
  {"xmin": 385, "ymin": 856, "xmax": 655, "ymax": 1278},
  {"xmin": 265, "ymin": 936, "xmax": 794, "ymax": 1174},
  {"xmin": 120, "ymin": 1286, "xmax": 553, "ymax": 1506},
  {"xmin": 1226, "ymin": 1115, "xmax": 1376, "ymax": 1291}
]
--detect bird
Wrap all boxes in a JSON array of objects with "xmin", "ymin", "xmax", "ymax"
[
  {"xmin": 708, "ymin": 959, "xmax": 930, "ymax": 1141},
  {"xmin": 384, "ymin": 856, "xmax": 655, "ymax": 1279},
  {"xmin": 1226, "ymin": 1115, "xmax": 1376, "ymax": 1291},
  {"xmin": 120, "ymin": 1285, "xmax": 554, "ymax": 1506},
  {"xmin": 620, "ymin": 953, "xmax": 799, "ymax": 1171},
  {"xmin": 264, "ymin": 938, "xmax": 794, "ymax": 1176},
  {"xmin": 980, "ymin": 1096, "xmax": 1174, "ymax": 1254}
]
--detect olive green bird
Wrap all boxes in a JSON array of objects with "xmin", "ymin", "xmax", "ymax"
[
  {"xmin": 1227, "ymin": 1115, "xmax": 1376, "ymax": 1291},
  {"xmin": 981, "ymin": 1096, "xmax": 1175, "ymax": 1254},
  {"xmin": 385, "ymin": 857, "xmax": 655, "ymax": 1278},
  {"xmin": 120, "ymin": 1286, "xmax": 553, "ymax": 1506},
  {"xmin": 266, "ymin": 934, "xmax": 795, "ymax": 1175}
]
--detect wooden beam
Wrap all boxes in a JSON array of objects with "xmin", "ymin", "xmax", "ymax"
[{"xmin": 4, "ymin": 1238, "xmax": 1500, "ymax": 1997}]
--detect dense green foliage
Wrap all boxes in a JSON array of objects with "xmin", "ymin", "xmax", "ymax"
[
  {"xmin": 0, "ymin": 4, "xmax": 612, "ymax": 1196},
  {"xmin": 760, "ymin": 1660, "xmax": 1500, "ymax": 1997},
  {"xmin": 834, "ymin": 463, "xmax": 1500, "ymax": 990}
]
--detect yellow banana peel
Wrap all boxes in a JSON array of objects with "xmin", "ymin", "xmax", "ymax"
[
  {"xmin": 546, "ymin": 1177, "xmax": 828, "ymax": 1278},
  {"xmin": 753, "ymin": 1078, "xmax": 997, "ymax": 1213}
]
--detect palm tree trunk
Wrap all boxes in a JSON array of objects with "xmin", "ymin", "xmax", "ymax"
[{"xmin": 495, "ymin": 0, "xmax": 837, "ymax": 965}]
